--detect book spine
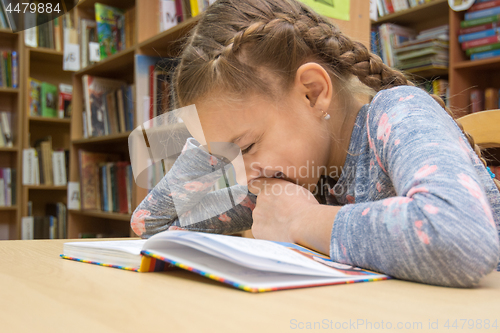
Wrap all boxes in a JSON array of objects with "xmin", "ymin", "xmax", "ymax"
[
  {"xmin": 21, "ymin": 217, "xmax": 34, "ymax": 240},
  {"xmin": 458, "ymin": 27, "xmax": 500, "ymax": 43},
  {"xmin": 11, "ymin": 51, "xmax": 17, "ymax": 88},
  {"xmin": 485, "ymin": 87, "xmax": 499, "ymax": 109},
  {"xmin": 465, "ymin": 6, "xmax": 500, "ymax": 21},
  {"xmin": 467, "ymin": 0, "xmax": 500, "ymax": 12},
  {"xmin": 470, "ymin": 88, "xmax": 484, "ymax": 113},
  {"xmin": 470, "ymin": 47, "xmax": 500, "ymax": 60},
  {"xmin": 3, "ymin": 168, "xmax": 11, "ymax": 206},
  {"xmin": 467, "ymin": 41, "xmax": 500, "ymax": 55},
  {"xmin": 459, "ymin": 22, "xmax": 497, "ymax": 35},
  {"xmin": 175, "ymin": 0, "xmax": 183, "ymax": 23},
  {"xmin": 461, "ymin": 14, "xmax": 500, "ymax": 28},
  {"xmin": 462, "ymin": 35, "xmax": 500, "ymax": 49}
]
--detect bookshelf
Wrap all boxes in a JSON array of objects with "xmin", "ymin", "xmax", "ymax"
[
  {"xmin": 371, "ymin": 0, "xmax": 450, "ymax": 82},
  {"xmin": 66, "ymin": 0, "xmax": 370, "ymax": 239},
  {"xmin": 0, "ymin": 29, "xmax": 22, "ymax": 239},
  {"xmin": 20, "ymin": 43, "xmax": 72, "ymax": 236}
]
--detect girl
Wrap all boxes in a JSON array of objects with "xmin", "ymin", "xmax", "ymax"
[{"xmin": 131, "ymin": 0, "xmax": 500, "ymax": 288}]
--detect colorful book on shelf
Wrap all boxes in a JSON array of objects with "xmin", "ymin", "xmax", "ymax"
[
  {"xmin": 465, "ymin": 5, "xmax": 500, "ymax": 21},
  {"xmin": 95, "ymin": 3, "xmax": 125, "ymax": 60},
  {"xmin": 466, "ymin": 41, "xmax": 500, "ymax": 55},
  {"xmin": 61, "ymin": 230, "xmax": 390, "ymax": 293},
  {"xmin": 461, "ymin": 34, "xmax": 500, "ymax": 50},
  {"xmin": 458, "ymin": 26, "xmax": 500, "ymax": 43},
  {"xmin": 40, "ymin": 82, "xmax": 58, "ymax": 118},
  {"xmin": 470, "ymin": 47, "xmax": 500, "ymax": 60},
  {"xmin": 28, "ymin": 78, "xmax": 41, "ymax": 116},
  {"xmin": 461, "ymin": 14, "xmax": 500, "ymax": 28}
]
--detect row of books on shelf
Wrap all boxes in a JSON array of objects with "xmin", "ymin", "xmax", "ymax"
[
  {"xmin": 373, "ymin": 0, "xmax": 436, "ymax": 19},
  {"xmin": 0, "ymin": 168, "xmax": 15, "ymax": 207},
  {"xmin": 79, "ymin": 150, "xmax": 133, "ymax": 214},
  {"xmin": 371, "ymin": 23, "xmax": 449, "ymax": 73},
  {"xmin": 29, "ymin": 79, "xmax": 72, "ymax": 118},
  {"xmin": 22, "ymin": 137, "xmax": 68, "ymax": 186},
  {"xmin": 459, "ymin": 0, "xmax": 500, "ymax": 60},
  {"xmin": 78, "ymin": 2, "xmax": 136, "ymax": 67},
  {"xmin": 24, "ymin": 13, "xmax": 70, "ymax": 50},
  {"xmin": 158, "ymin": 0, "xmax": 215, "ymax": 32},
  {"xmin": 21, "ymin": 202, "xmax": 67, "ymax": 239},
  {"xmin": 0, "ymin": 50, "xmax": 18, "ymax": 88},
  {"xmin": 469, "ymin": 87, "xmax": 500, "ymax": 113},
  {"xmin": 0, "ymin": 111, "xmax": 13, "ymax": 147},
  {"xmin": 82, "ymin": 75, "xmax": 134, "ymax": 138}
]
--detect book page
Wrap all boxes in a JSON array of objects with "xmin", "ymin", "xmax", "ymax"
[
  {"xmin": 146, "ymin": 231, "xmax": 348, "ymax": 277},
  {"xmin": 64, "ymin": 240, "xmax": 147, "ymax": 256}
]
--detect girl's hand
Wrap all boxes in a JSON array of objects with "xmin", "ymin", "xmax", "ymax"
[
  {"xmin": 248, "ymin": 177, "xmax": 342, "ymax": 255},
  {"xmin": 247, "ymin": 178, "xmax": 320, "ymax": 243}
]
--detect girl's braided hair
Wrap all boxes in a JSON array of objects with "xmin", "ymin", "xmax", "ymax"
[{"xmin": 173, "ymin": 0, "xmax": 500, "ymax": 191}]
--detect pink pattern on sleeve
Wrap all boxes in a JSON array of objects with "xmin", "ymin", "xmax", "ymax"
[
  {"xmin": 414, "ymin": 165, "xmax": 438, "ymax": 179},
  {"xmin": 424, "ymin": 204, "xmax": 439, "ymax": 214},
  {"xmin": 362, "ymin": 208, "xmax": 370, "ymax": 216},
  {"xmin": 458, "ymin": 173, "xmax": 496, "ymax": 227},
  {"xmin": 218, "ymin": 212, "xmax": 232, "ymax": 222},
  {"xmin": 131, "ymin": 209, "xmax": 150, "ymax": 236},
  {"xmin": 376, "ymin": 113, "xmax": 392, "ymax": 147}
]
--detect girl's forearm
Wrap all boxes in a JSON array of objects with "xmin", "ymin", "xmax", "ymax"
[{"xmin": 291, "ymin": 204, "xmax": 342, "ymax": 256}]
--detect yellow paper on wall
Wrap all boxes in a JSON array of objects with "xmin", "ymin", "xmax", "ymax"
[{"xmin": 299, "ymin": 0, "xmax": 350, "ymax": 21}]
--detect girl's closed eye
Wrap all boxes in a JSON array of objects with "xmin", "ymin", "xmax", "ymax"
[{"xmin": 241, "ymin": 143, "xmax": 255, "ymax": 155}]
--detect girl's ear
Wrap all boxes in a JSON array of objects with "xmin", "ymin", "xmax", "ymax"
[{"xmin": 295, "ymin": 62, "xmax": 333, "ymax": 112}]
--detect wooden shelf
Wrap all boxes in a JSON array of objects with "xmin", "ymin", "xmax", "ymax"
[
  {"xmin": 72, "ymin": 131, "xmax": 132, "ymax": 145},
  {"xmin": 69, "ymin": 209, "xmax": 132, "ymax": 221},
  {"xmin": 372, "ymin": 0, "xmax": 448, "ymax": 26},
  {"xmin": 453, "ymin": 57, "xmax": 500, "ymax": 71},
  {"xmin": 75, "ymin": 47, "xmax": 136, "ymax": 78},
  {"xmin": 0, "ymin": 87, "xmax": 19, "ymax": 94},
  {"xmin": 25, "ymin": 185, "xmax": 67, "ymax": 190},
  {"xmin": 0, "ymin": 206, "xmax": 17, "ymax": 211},
  {"xmin": 28, "ymin": 47, "xmax": 64, "ymax": 63},
  {"xmin": 29, "ymin": 117, "xmax": 71, "ymax": 124},
  {"xmin": 0, "ymin": 146, "xmax": 18, "ymax": 152},
  {"xmin": 138, "ymin": 16, "xmax": 200, "ymax": 54}
]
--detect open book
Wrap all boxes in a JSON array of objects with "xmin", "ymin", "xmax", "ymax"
[{"xmin": 61, "ymin": 230, "xmax": 390, "ymax": 292}]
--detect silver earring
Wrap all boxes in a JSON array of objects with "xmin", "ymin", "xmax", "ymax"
[{"xmin": 321, "ymin": 110, "xmax": 330, "ymax": 120}]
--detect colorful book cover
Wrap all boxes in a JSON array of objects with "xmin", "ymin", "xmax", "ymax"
[
  {"xmin": 58, "ymin": 84, "xmax": 73, "ymax": 118},
  {"xmin": 40, "ymin": 82, "xmax": 58, "ymax": 118},
  {"xmin": 95, "ymin": 3, "xmax": 125, "ymax": 60},
  {"xmin": 28, "ymin": 78, "xmax": 42, "ymax": 117}
]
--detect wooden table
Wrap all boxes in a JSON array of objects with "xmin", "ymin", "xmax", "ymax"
[{"xmin": 1, "ymin": 239, "xmax": 499, "ymax": 333}]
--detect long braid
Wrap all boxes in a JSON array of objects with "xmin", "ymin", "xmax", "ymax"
[{"xmin": 175, "ymin": 0, "xmax": 500, "ymax": 191}]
